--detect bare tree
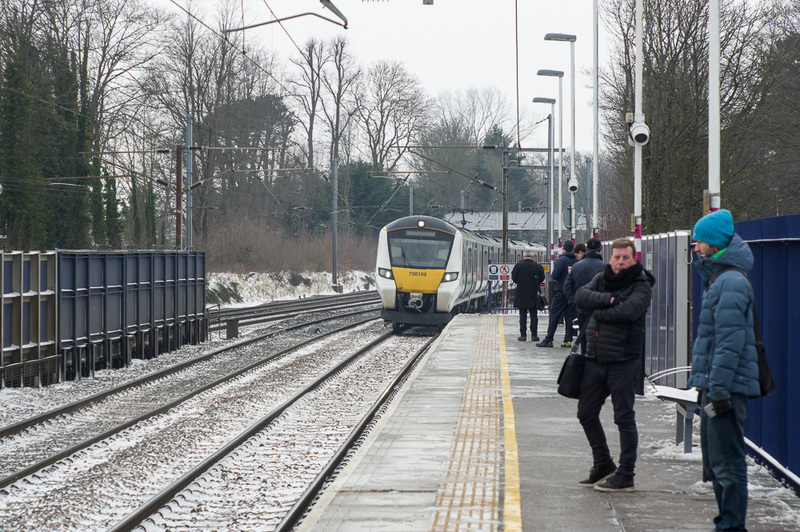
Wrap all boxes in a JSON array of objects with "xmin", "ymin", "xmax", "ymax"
[
  {"xmin": 141, "ymin": 3, "xmax": 294, "ymax": 247},
  {"xmin": 355, "ymin": 60, "xmax": 431, "ymax": 171},
  {"xmin": 601, "ymin": 0, "xmax": 776, "ymax": 234},
  {"xmin": 290, "ymin": 38, "xmax": 328, "ymax": 179},
  {"xmin": 436, "ymin": 87, "xmax": 519, "ymax": 146},
  {"xmin": 318, "ymin": 37, "xmax": 361, "ymax": 223},
  {"xmin": 320, "ymin": 37, "xmax": 361, "ymax": 163}
]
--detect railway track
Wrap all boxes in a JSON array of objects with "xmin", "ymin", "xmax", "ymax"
[
  {"xmin": 0, "ymin": 313, "xmax": 435, "ymax": 531},
  {"xmin": 0, "ymin": 315, "xmax": 378, "ymax": 488},
  {"xmin": 207, "ymin": 291, "xmax": 380, "ymax": 333}
]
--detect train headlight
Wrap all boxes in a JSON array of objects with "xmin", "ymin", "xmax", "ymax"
[
  {"xmin": 378, "ymin": 267, "xmax": 394, "ymax": 279},
  {"xmin": 442, "ymin": 272, "xmax": 459, "ymax": 282}
]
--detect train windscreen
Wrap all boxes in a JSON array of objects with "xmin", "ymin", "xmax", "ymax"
[{"xmin": 387, "ymin": 229, "xmax": 454, "ymax": 269}]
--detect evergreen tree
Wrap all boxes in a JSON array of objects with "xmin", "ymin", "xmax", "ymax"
[
  {"xmin": 130, "ymin": 177, "xmax": 141, "ymax": 246},
  {"xmin": 45, "ymin": 49, "xmax": 92, "ymax": 248},
  {"xmin": 145, "ymin": 181, "xmax": 156, "ymax": 247},
  {"xmin": 0, "ymin": 54, "xmax": 47, "ymax": 250},
  {"xmin": 104, "ymin": 178, "xmax": 122, "ymax": 248}
]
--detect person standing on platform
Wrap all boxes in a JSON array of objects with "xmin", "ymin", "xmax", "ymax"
[
  {"xmin": 536, "ymin": 240, "xmax": 579, "ymax": 348},
  {"xmin": 688, "ymin": 209, "xmax": 759, "ymax": 532},
  {"xmin": 511, "ymin": 249, "xmax": 545, "ymax": 341},
  {"xmin": 565, "ymin": 238, "xmax": 605, "ymax": 355},
  {"xmin": 574, "ymin": 237, "xmax": 655, "ymax": 492}
]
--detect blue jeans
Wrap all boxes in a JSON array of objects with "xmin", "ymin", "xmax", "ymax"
[
  {"xmin": 518, "ymin": 307, "xmax": 538, "ymax": 337},
  {"xmin": 577, "ymin": 357, "xmax": 640, "ymax": 476},
  {"xmin": 701, "ymin": 392, "xmax": 749, "ymax": 532},
  {"xmin": 544, "ymin": 291, "xmax": 576, "ymax": 342}
]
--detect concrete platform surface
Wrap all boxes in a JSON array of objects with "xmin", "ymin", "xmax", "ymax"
[{"xmin": 298, "ymin": 314, "xmax": 800, "ymax": 531}]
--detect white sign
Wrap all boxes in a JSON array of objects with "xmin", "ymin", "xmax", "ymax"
[{"xmin": 488, "ymin": 262, "xmax": 515, "ymax": 282}]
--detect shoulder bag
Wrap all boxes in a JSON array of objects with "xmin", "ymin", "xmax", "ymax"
[{"xmin": 556, "ymin": 329, "xmax": 586, "ymax": 399}]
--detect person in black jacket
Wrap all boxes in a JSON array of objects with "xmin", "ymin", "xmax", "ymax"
[
  {"xmin": 565, "ymin": 238, "xmax": 605, "ymax": 355},
  {"xmin": 511, "ymin": 249, "xmax": 545, "ymax": 341},
  {"xmin": 574, "ymin": 238, "xmax": 655, "ymax": 493}
]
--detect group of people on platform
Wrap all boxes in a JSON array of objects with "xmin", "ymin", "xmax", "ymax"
[{"xmin": 509, "ymin": 209, "xmax": 761, "ymax": 531}]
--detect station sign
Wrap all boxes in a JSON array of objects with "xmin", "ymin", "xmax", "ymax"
[{"xmin": 488, "ymin": 262, "xmax": 514, "ymax": 282}]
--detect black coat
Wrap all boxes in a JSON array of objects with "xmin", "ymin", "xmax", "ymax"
[
  {"xmin": 564, "ymin": 251, "xmax": 605, "ymax": 309},
  {"xmin": 575, "ymin": 266, "xmax": 655, "ymax": 363},
  {"xmin": 511, "ymin": 258, "xmax": 545, "ymax": 309}
]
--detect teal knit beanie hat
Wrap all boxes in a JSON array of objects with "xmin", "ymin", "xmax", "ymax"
[{"xmin": 693, "ymin": 209, "xmax": 734, "ymax": 249}]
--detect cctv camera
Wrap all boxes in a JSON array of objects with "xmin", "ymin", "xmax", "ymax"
[
  {"xmin": 568, "ymin": 178, "xmax": 578, "ymax": 193},
  {"xmin": 629, "ymin": 122, "xmax": 650, "ymax": 146}
]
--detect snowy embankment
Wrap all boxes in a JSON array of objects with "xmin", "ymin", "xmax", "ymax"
[{"xmin": 206, "ymin": 270, "xmax": 376, "ymax": 308}]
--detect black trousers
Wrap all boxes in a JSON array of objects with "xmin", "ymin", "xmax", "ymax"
[
  {"xmin": 518, "ymin": 307, "xmax": 538, "ymax": 337},
  {"xmin": 577, "ymin": 357, "xmax": 640, "ymax": 476},
  {"xmin": 544, "ymin": 290, "xmax": 576, "ymax": 342}
]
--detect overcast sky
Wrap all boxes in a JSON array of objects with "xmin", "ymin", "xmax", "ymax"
[{"xmin": 174, "ymin": 0, "xmax": 608, "ymax": 152}]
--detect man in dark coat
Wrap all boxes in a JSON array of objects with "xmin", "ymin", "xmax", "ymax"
[
  {"xmin": 574, "ymin": 237, "xmax": 655, "ymax": 493},
  {"xmin": 536, "ymin": 240, "xmax": 579, "ymax": 347},
  {"xmin": 565, "ymin": 238, "xmax": 605, "ymax": 355},
  {"xmin": 511, "ymin": 249, "xmax": 545, "ymax": 341}
]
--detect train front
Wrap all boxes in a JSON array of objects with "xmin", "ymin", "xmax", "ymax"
[{"xmin": 376, "ymin": 216, "xmax": 461, "ymax": 328}]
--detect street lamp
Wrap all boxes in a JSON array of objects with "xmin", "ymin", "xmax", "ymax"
[
  {"xmin": 544, "ymin": 33, "xmax": 578, "ymax": 241},
  {"xmin": 533, "ymin": 97, "xmax": 555, "ymax": 275},
  {"xmin": 593, "ymin": 0, "xmax": 600, "ymax": 237},
  {"xmin": 537, "ymin": 69, "xmax": 564, "ymax": 247}
]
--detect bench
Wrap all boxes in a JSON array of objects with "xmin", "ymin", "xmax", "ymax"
[{"xmin": 647, "ymin": 367, "xmax": 700, "ymax": 454}]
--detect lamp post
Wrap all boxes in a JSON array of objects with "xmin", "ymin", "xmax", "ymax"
[
  {"xmin": 633, "ymin": 0, "xmax": 644, "ymax": 259},
  {"xmin": 708, "ymin": 0, "xmax": 721, "ymax": 212},
  {"xmin": 533, "ymin": 97, "xmax": 555, "ymax": 275},
  {"xmin": 592, "ymin": 0, "xmax": 600, "ymax": 237},
  {"xmin": 544, "ymin": 33, "xmax": 578, "ymax": 242},
  {"xmin": 537, "ymin": 69, "xmax": 564, "ymax": 247}
]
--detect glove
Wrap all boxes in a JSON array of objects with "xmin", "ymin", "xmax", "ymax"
[{"xmin": 710, "ymin": 399, "xmax": 733, "ymax": 417}]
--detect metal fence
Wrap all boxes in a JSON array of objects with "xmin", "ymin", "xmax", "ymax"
[
  {"xmin": 640, "ymin": 231, "xmax": 693, "ymax": 388},
  {"xmin": 0, "ymin": 252, "xmax": 58, "ymax": 387},
  {"xmin": 0, "ymin": 250, "xmax": 206, "ymax": 388},
  {"xmin": 58, "ymin": 250, "xmax": 206, "ymax": 381}
]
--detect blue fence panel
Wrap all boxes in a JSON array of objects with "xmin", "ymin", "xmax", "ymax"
[
  {"xmin": 164, "ymin": 253, "xmax": 176, "ymax": 325},
  {"xmin": 106, "ymin": 254, "xmax": 124, "ymax": 341},
  {"xmin": 2, "ymin": 252, "xmax": 58, "ymax": 387},
  {"xmin": 125, "ymin": 254, "xmax": 139, "ymax": 336},
  {"xmin": 56, "ymin": 250, "xmax": 206, "ymax": 379}
]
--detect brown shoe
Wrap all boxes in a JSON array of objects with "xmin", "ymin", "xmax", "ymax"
[
  {"xmin": 517, "ymin": 336, "xmax": 526, "ymax": 341},
  {"xmin": 531, "ymin": 336, "xmax": 540, "ymax": 341}
]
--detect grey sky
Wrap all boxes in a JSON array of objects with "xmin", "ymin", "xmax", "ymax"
[{"xmin": 171, "ymin": 0, "xmax": 607, "ymax": 152}]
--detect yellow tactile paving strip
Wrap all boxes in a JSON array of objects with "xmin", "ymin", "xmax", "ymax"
[{"xmin": 431, "ymin": 315, "xmax": 520, "ymax": 531}]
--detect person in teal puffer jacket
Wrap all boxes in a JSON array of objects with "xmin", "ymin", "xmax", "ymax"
[{"xmin": 688, "ymin": 208, "xmax": 760, "ymax": 532}]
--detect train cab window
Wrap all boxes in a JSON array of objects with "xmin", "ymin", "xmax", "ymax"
[{"xmin": 387, "ymin": 229, "xmax": 453, "ymax": 269}]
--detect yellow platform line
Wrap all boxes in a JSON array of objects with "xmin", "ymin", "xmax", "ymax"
[{"xmin": 499, "ymin": 316, "xmax": 523, "ymax": 531}]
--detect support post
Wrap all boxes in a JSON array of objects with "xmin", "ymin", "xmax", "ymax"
[{"xmin": 176, "ymin": 145, "xmax": 183, "ymax": 250}]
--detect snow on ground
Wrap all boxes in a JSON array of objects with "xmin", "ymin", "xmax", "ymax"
[
  {"xmin": 0, "ymin": 270, "xmax": 377, "ymax": 424},
  {"xmin": 206, "ymin": 270, "xmax": 376, "ymax": 307}
]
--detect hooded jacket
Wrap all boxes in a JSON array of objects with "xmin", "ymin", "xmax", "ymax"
[
  {"xmin": 575, "ymin": 264, "xmax": 655, "ymax": 363},
  {"xmin": 688, "ymin": 233, "xmax": 760, "ymax": 400}
]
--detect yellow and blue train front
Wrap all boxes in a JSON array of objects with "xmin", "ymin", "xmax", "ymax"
[
  {"xmin": 376, "ymin": 216, "xmax": 463, "ymax": 326},
  {"xmin": 378, "ymin": 267, "xmax": 458, "ymax": 325}
]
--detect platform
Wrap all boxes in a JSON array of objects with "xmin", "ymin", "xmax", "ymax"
[{"xmin": 298, "ymin": 314, "xmax": 800, "ymax": 531}]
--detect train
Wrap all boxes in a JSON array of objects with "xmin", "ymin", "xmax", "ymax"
[{"xmin": 375, "ymin": 215, "xmax": 546, "ymax": 330}]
